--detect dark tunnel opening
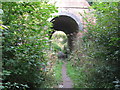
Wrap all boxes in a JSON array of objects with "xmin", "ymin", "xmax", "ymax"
[
  {"xmin": 50, "ymin": 15, "xmax": 79, "ymax": 51},
  {"xmin": 51, "ymin": 15, "xmax": 79, "ymax": 34}
]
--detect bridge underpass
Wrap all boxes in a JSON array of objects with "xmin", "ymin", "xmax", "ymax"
[
  {"xmin": 50, "ymin": 15, "xmax": 80, "ymax": 51},
  {"xmin": 48, "ymin": 0, "xmax": 90, "ymax": 52}
]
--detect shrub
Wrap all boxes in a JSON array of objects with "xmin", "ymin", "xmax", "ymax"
[
  {"xmin": 2, "ymin": 1, "xmax": 57, "ymax": 89},
  {"xmin": 69, "ymin": 2, "xmax": 119, "ymax": 88}
]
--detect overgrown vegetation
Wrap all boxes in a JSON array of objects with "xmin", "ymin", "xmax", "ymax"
[
  {"xmin": 1, "ymin": 1, "xmax": 57, "ymax": 89},
  {"xmin": 51, "ymin": 31, "xmax": 68, "ymax": 52},
  {"xmin": 1, "ymin": 1, "xmax": 119, "ymax": 89},
  {"xmin": 68, "ymin": 2, "xmax": 119, "ymax": 88},
  {"xmin": 66, "ymin": 61, "xmax": 87, "ymax": 88},
  {"xmin": 53, "ymin": 60, "xmax": 63, "ymax": 87}
]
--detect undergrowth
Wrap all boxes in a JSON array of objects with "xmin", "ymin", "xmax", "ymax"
[
  {"xmin": 53, "ymin": 60, "xmax": 63, "ymax": 87},
  {"xmin": 67, "ymin": 2, "xmax": 119, "ymax": 88},
  {"xmin": 67, "ymin": 61, "xmax": 90, "ymax": 88},
  {"xmin": 54, "ymin": 60, "xmax": 63, "ymax": 85}
]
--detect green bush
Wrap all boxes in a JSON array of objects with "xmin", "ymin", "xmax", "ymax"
[
  {"xmin": 2, "ymin": 2, "xmax": 57, "ymax": 89},
  {"xmin": 52, "ymin": 42, "xmax": 62, "ymax": 52},
  {"xmin": 51, "ymin": 31, "xmax": 68, "ymax": 52},
  {"xmin": 69, "ymin": 2, "xmax": 119, "ymax": 88}
]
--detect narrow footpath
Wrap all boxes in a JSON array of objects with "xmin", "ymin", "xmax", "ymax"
[{"xmin": 60, "ymin": 62, "xmax": 73, "ymax": 88}]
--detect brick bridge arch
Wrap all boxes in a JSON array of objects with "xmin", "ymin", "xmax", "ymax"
[
  {"xmin": 50, "ymin": 12, "xmax": 83, "ymax": 51},
  {"xmin": 49, "ymin": 0, "xmax": 90, "ymax": 51}
]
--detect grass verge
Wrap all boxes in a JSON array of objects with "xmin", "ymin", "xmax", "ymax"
[
  {"xmin": 66, "ymin": 61, "xmax": 87, "ymax": 88},
  {"xmin": 53, "ymin": 60, "xmax": 63, "ymax": 87}
]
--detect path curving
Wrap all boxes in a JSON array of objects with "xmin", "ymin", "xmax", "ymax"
[{"xmin": 61, "ymin": 62, "xmax": 73, "ymax": 88}]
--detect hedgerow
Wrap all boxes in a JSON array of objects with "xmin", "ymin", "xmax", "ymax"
[
  {"xmin": 1, "ymin": 1, "xmax": 57, "ymax": 89},
  {"xmin": 69, "ymin": 2, "xmax": 119, "ymax": 88}
]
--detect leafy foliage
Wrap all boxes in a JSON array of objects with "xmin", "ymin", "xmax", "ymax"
[
  {"xmin": 69, "ymin": 2, "xmax": 119, "ymax": 88},
  {"xmin": 51, "ymin": 31, "xmax": 68, "ymax": 52},
  {"xmin": 2, "ymin": 1, "xmax": 57, "ymax": 89}
]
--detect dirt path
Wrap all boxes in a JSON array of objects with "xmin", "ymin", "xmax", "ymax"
[{"xmin": 60, "ymin": 62, "xmax": 73, "ymax": 88}]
